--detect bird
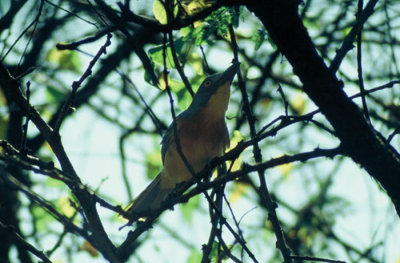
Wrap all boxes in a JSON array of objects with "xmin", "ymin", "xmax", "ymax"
[{"xmin": 126, "ymin": 62, "xmax": 240, "ymax": 219}]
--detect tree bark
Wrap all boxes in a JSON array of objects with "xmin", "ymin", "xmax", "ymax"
[{"xmin": 246, "ymin": 0, "xmax": 400, "ymax": 216}]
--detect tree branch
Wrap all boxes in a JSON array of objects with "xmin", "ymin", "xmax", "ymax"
[
  {"xmin": 0, "ymin": 222, "xmax": 52, "ymax": 263},
  {"xmin": 0, "ymin": 64, "xmax": 120, "ymax": 263},
  {"xmin": 246, "ymin": 0, "xmax": 400, "ymax": 216}
]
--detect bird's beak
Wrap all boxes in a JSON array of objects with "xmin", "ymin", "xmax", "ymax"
[{"xmin": 215, "ymin": 62, "xmax": 240, "ymax": 86}]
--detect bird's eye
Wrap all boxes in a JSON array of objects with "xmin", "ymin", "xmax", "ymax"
[{"xmin": 204, "ymin": 80, "xmax": 212, "ymax": 87}]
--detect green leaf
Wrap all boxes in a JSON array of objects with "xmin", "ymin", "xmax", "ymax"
[
  {"xmin": 195, "ymin": 24, "xmax": 215, "ymax": 45},
  {"xmin": 207, "ymin": 7, "xmax": 231, "ymax": 38},
  {"xmin": 60, "ymin": 51, "xmax": 81, "ymax": 73},
  {"xmin": 187, "ymin": 249, "xmax": 202, "ymax": 263},
  {"xmin": 148, "ymin": 38, "xmax": 185, "ymax": 68},
  {"xmin": 185, "ymin": 0, "xmax": 214, "ymax": 15},
  {"xmin": 180, "ymin": 26, "xmax": 192, "ymax": 38},
  {"xmin": 168, "ymin": 78, "xmax": 185, "ymax": 92},
  {"xmin": 46, "ymin": 48, "xmax": 81, "ymax": 73},
  {"xmin": 182, "ymin": 26, "xmax": 202, "ymax": 42},
  {"xmin": 58, "ymin": 196, "xmax": 77, "ymax": 217},
  {"xmin": 177, "ymin": 88, "xmax": 192, "ymax": 109},
  {"xmin": 188, "ymin": 6, "xmax": 237, "ymax": 46},
  {"xmin": 252, "ymin": 28, "xmax": 266, "ymax": 51},
  {"xmin": 32, "ymin": 205, "xmax": 56, "ymax": 232},
  {"xmin": 153, "ymin": 0, "xmax": 179, "ymax": 25},
  {"xmin": 153, "ymin": 0, "xmax": 168, "ymax": 24},
  {"xmin": 229, "ymin": 6, "xmax": 241, "ymax": 28},
  {"xmin": 176, "ymin": 74, "xmax": 204, "ymax": 109},
  {"xmin": 144, "ymin": 62, "xmax": 159, "ymax": 87}
]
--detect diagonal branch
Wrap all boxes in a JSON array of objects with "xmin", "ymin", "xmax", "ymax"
[
  {"xmin": 0, "ymin": 64, "xmax": 120, "ymax": 263},
  {"xmin": 246, "ymin": 0, "xmax": 400, "ymax": 216},
  {"xmin": 54, "ymin": 33, "xmax": 112, "ymax": 132},
  {"xmin": 118, "ymin": 0, "xmax": 245, "ymax": 33},
  {"xmin": 329, "ymin": 0, "xmax": 379, "ymax": 73},
  {"xmin": 0, "ymin": 222, "xmax": 52, "ymax": 263},
  {"xmin": 229, "ymin": 23, "xmax": 292, "ymax": 262}
]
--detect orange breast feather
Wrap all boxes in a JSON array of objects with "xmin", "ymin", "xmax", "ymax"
[{"xmin": 161, "ymin": 110, "xmax": 229, "ymax": 188}]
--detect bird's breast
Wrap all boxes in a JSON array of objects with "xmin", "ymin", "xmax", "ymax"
[{"xmin": 161, "ymin": 113, "xmax": 229, "ymax": 188}]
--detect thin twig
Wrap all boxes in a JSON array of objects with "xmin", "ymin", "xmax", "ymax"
[
  {"xmin": 44, "ymin": 0, "xmax": 98, "ymax": 27},
  {"xmin": 119, "ymin": 30, "xmax": 258, "ymax": 262},
  {"xmin": 350, "ymin": 80, "xmax": 400, "ymax": 99},
  {"xmin": 202, "ymin": 184, "xmax": 223, "ymax": 263},
  {"xmin": 54, "ymin": 33, "xmax": 112, "ymax": 132},
  {"xmin": 168, "ymin": 31, "xmax": 194, "ymax": 97},
  {"xmin": 3, "ymin": 175, "xmax": 88, "ymax": 239},
  {"xmin": 56, "ymin": 27, "xmax": 115, "ymax": 50},
  {"xmin": 229, "ymin": 23, "xmax": 292, "ymax": 263},
  {"xmin": 0, "ymin": 222, "xmax": 53, "ymax": 263},
  {"xmin": 290, "ymin": 255, "xmax": 346, "ymax": 263},
  {"xmin": 117, "ymin": 144, "xmax": 341, "ymax": 259},
  {"xmin": 94, "ymin": 0, "xmax": 159, "ymax": 86},
  {"xmin": 175, "ymin": 146, "xmax": 343, "ymax": 206},
  {"xmin": 117, "ymin": 71, "xmax": 164, "ymax": 134},
  {"xmin": 163, "ymin": 33, "xmax": 196, "ymax": 177},
  {"xmin": 277, "ymin": 83, "xmax": 289, "ymax": 116},
  {"xmin": 0, "ymin": 62, "xmax": 119, "ymax": 262},
  {"xmin": 2, "ymin": 0, "xmax": 44, "ymax": 62},
  {"xmin": 46, "ymin": 229, "xmax": 68, "ymax": 256},
  {"xmin": 329, "ymin": 0, "xmax": 379, "ymax": 73}
]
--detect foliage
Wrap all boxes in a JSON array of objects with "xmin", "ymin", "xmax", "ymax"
[{"xmin": 0, "ymin": 0, "xmax": 399, "ymax": 263}]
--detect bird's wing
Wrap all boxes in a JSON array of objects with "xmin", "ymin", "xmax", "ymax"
[
  {"xmin": 161, "ymin": 116, "xmax": 182, "ymax": 164},
  {"xmin": 160, "ymin": 126, "xmax": 172, "ymax": 164},
  {"xmin": 161, "ymin": 112, "xmax": 190, "ymax": 164}
]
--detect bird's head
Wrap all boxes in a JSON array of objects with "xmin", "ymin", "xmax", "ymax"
[{"xmin": 185, "ymin": 62, "xmax": 240, "ymax": 118}]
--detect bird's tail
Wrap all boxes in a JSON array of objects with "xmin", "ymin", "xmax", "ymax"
[{"xmin": 126, "ymin": 172, "xmax": 173, "ymax": 217}]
